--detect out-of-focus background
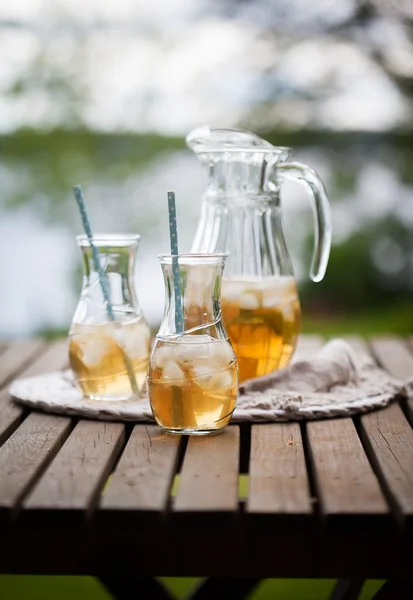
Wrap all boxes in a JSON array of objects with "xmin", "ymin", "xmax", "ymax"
[
  {"xmin": 1, "ymin": 1, "xmax": 409, "ymax": 599},
  {"xmin": 1, "ymin": 0, "xmax": 412, "ymax": 338}
]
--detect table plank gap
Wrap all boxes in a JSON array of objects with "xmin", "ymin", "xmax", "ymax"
[
  {"xmin": 306, "ymin": 416, "xmax": 389, "ymax": 527},
  {"xmin": 239, "ymin": 422, "xmax": 252, "ymax": 474},
  {"xmin": 0, "ymin": 412, "xmax": 73, "ymax": 520},
  {"xmin": 0, "ymin": 339, "xmax": 69, "ymax": 447},
  {"xmin": 24, "ymin": 420, "xmax": 125, "ymax": 519},
  {"xmin": 174, "ymin": 426, "xmax": 239, "ymax": 513},
  {"xmin": 369, "ymin": 336, "xmax": 413, "ymax": 427},
  {"xmin": 0, "ymin": 339, "xmax": 46, "ymax": 389},
  {"xmin": 247, "ymin": 423, "xmax": 312, "ymax": 519},
  {"xmin": 101, "ymin": 425, "xmax": 181, "ymax": 515}
]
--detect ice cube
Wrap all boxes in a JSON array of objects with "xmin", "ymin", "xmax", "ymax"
[
  {"xmin": 160, "ymin": 360, "xmax": 185, "ymax": 381},
  {"xmin": 239, "ymin": 292, "xmax": 260, "ymax": 310},
  {"xmin": 151, "ymin": 344, "xmax": 175, "ymax": 370},
  {"xmin": 261, "ymin": 278, "xmax": 297, "ymax": 309},
  {"xmin": 78, "ymin": 337, "xmax": 108, "ymax": 366},
  {"xmin": 176, "ymin": 334, "xmax": 213, "ymax": 364},
  {"xmin": 110, "ymin": 320, "xmax": 151, "ymax": 360},
  {"xmin": 209, "ymin": 340, "xmax": 235, "ymax": 369},
  {"xmin": 194, "ymin": 367, "xmax": 234, "ymax": 390},
  {"xmin": 125, "ymin": 328, "xmax": 151, "ymax": 361},
  {"xmin": 209, "ymin": 370, "xmax": 234, "ymax": 390},
  {"xmin": 176, "ymin": 334, "xmax": 211, "ymax": 344},
  {"xmin": 192, "ymin": 364, "xmax": 216, "ymax": 380},
  {"xmin": 221, "ymin": 280, "xmax": 248, "ymax": 301},
  {"xmin": 262, "ymin": 292, "xmax": 283, "ymax": 309},
  {"xmin": 280, "ymin": 302, "xmax": 295, "ymax": 321}
]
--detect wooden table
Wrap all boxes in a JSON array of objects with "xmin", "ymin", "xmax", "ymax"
[{"xmin": 0, "ymin": 336, "xmax": 412, "ymax": 600}]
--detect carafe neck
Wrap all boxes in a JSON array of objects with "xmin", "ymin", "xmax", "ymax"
[
  {"xmin": 158, "ymin": 254, "xmax": 228, "ymax": 339},
  {"xmin": 78, "ymin": 235, "xmax": 140, "ymax": 315}
]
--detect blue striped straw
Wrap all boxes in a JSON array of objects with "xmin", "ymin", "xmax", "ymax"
[
  {"xmin": 72, "ymin": 185, "xmax": 114, "ymax": 321},
  {"xmin": 72, "ymin": 184, "xmax": 138, "ymax": 396},
  {"xmin": 167, "ymin": 191, "xmax": 184, "ymax": 334}
]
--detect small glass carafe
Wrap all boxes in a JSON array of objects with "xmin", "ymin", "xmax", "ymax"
[
  {"xmin": 187, "ymin": 126, "xmax": 332, "ymax": 383},
  {"xmin": 69, "ymin": 234, "xmax": 151, "ymax": 401},
  {"xmin": 148, "ymin": 254, "xmax": 238, "ymax": 435}
]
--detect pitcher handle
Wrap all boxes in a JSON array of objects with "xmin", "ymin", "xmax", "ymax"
[{"xmin": 276, "ymin": 161, "xmax": 332, "ymax": 282}]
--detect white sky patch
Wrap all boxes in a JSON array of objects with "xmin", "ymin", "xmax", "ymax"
[
  {"xmin": 0, "ymin": 208, "xmax": 76, "ymax": 336},
  {"xmin": 0, "ymin": 0, "xmax": 411, "ymax": 133}
]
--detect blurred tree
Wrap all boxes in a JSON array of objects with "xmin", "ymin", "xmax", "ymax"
[
  {"xmin": 300, "ymin": 215, "xmax": 413, "ymax": 313},
  {"xmin": 211, "ymin": 0, "xmax": 413, "ymax": 131}
]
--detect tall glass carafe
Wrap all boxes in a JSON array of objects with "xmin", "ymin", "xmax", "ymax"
[
  {"xmin": 187, "ymin": 126, "xmax": 332, "ymax": 383},
  {"xmin": 69, "ymin": 234, "xmax": 151, "ymax": 400},
  {"xmin": 148, "ymin": 254, "xmax": 238, "ymax": 435}
]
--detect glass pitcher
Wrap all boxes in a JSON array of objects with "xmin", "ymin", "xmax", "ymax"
[
  {"xmin": 69, "ymin": 234, "xmax": 151, "ymax": 401},
  {"xmin": 148, "ymin": 253, "xmax": 238, "ymax": 435},
  {"xmin": 186, "ymin": 126, "xmax": 332, "ymax": 383}
]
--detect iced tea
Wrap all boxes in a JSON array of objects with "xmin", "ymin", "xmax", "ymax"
[
  {"xmin": 69, "ymin": 317, "xmax": 151, "ymax": 400},
  {"xmin": 221, "ymin": 276, "xmax": 301, "ymax": 382},
  {"xmin": 148, "ymin": 334, "xmax": 238, "ymax": 434}
]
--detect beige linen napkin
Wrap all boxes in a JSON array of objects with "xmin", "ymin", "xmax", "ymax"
[{"xmin": 234, "ymin": 339, "xmax": 408, "ymax": 421}]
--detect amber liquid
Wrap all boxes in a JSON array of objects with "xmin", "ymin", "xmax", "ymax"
[
  {"xmin": 69, "ymin": 318, "xmax": 151, "ymax": 400},
  {"xmin": 148, "ymin": 335, "xmax": 238, "ymax": 433},
  {"xmin": 221, "ymin": 277, "xmax": 301, "ymax": 383}
]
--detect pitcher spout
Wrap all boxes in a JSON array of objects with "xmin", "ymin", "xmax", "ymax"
[
  {"xmin": 186, "ymin": 125, "xmax": 292, "ymax": 194},
  {"xmin": 186, "ymin": 125, "xmax": 291, "ymax": 159}
]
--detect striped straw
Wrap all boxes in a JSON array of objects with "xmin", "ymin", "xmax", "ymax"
[
  {"xmin": 167, "ymin": 191, "xmax": 184, "ymax": 333},
  {"xmin": 72, "ymin": 185, "xmax": 114, "ymax": 321},
  {"xmin": 72, "ymin": 185, "xmax": 138, "ymax": 396}
]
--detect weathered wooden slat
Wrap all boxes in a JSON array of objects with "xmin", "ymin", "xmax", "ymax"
[
  {"xmin": 360, "ymin": 403, "xmax": 413, "ymax": 527},
  {"xmin": 340, "ymin": 336, "xmax": 413, "ymax": 527},
  {"xmin": 174, "ymin": 427, "xmax": 239, "ymax": 513},
  {"xmin": 369, "ymin": 336, "xmax": 413, "ymax": 424},
  {"xmin": 350, "ymin": 337, "xmax": 413, "ymax": 527},
  {"xmin": 0, "ymin": 412, "xmax": 72, "ymax": 519},
  {"xmin": 292, "ymin": 334, "xmax": 324, "ymax": 362},
  {"xmin": 101, "ymin": 425, "xmax": 180, "ymax": 516},
  {"xmin": 21, "ymin": 339, "xmax": 69, "ymax": 378},
  {"xmin": 0, "ymin": 339, "xmax": 69, "ymax": 446},
  {"xmin": 0, "ymin": 338, "xmax": 45, "ymax": 389},
  {"xmin": 24, "ymin": 421, "xmax": 125, "ymax": 518},
  {"xmin": 369, "ymin": 337, "xmax": 413, "ymax": 381},
  {"xmin": 247, "ymin": 423, "xmax": 312, "ymax": 520},
  {"xmin": 306, "ymin": 417, "xmax": 388, "ymax": 525}
]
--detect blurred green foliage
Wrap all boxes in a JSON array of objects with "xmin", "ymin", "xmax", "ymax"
[
  {"xmin": 1, "ymin": 128, "xmax": 412, "ymax": 335},
  {"xmin": 301, "ymin": 217, "xmax": 413, "ymax": 320}
]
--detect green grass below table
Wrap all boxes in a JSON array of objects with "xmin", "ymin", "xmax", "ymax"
[{"xmin": 0, "ymin": 576, "xmax": 385, "ymax": 599}]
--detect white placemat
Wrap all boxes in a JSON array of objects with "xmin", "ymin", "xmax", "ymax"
[{"xmin": 9, "ymin": 340, "xmax": 409, "ymax": 423}]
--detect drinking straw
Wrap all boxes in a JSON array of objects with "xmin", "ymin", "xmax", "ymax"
[
  {"xmin": 72, "ymin": 185, "xmax": 139, "ymax": 397},
  {"xmin": 73, "ymin": 186, "xmax": 114, "ymax": 320},
  {"xmin": 167, "ymin": 191, "xmax": 184, "ymax": 333}
]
